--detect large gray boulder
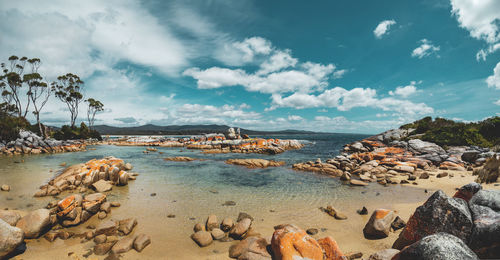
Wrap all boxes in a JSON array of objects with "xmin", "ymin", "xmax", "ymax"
[
  {"xmin": 393, "ymin": 233, "xmax": 478, "ymax": 260},
  {"xmin": 468, "ymin": 190, "xmax": 500, "ymax": 258},
  {"xmin": 393, "ymin": 190, "xmax": 473, "ymax": 249},
  {"xmin": 0, "ymin": 219, "xmax": 24, "ymax": 258},
  {"xmin": 15, "ymin": 209, "xmax": 51, "ymax": 238},
  {"xmin": 408, "ymin": 139, "xmax": 446, "ymax": 155},
  {"xmin": 462, "ymin": 150, "xmax": 480, "ymax": 163}
]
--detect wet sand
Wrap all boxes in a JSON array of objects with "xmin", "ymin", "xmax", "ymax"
[{"xmin": 1, "ymin": 150, "xmax": 499, "ymax": 259}]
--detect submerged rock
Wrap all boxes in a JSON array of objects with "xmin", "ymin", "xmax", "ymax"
[
  {"xmin": 225, "ymin": 159, "xmax": 285, "ymax": 168},
  {"xmin": 393, "ymin": 233, "xmax": 478, "ymax": 260}
]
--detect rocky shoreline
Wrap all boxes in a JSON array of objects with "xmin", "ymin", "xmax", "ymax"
[
  {"xmin": 292, "ymin": 128, "xmax": 499, "ymax": 186},
  {"xmin": 0, "ymin": 157, "xmax": 151, "ymax": 259},
  {"xmin": 0, "ymin": 130, "xmax": 87, "ymax": 156},
  {"xmin": 103, "ymin": 127, "xmax": 304, "ymax": 155}
]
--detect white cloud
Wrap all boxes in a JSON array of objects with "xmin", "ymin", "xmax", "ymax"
[
  {"xmin": 411, "ymin": 39, "xmax": 440, "ymax": 58},
  {"xmin": 495, "ymin": 99, "xmax": 500, "ymax": 106},
  {"xmin": 257, "ymin": 50, "xmax": 298, "ymax": 75},
  {"xmin": 476, "ymin": 43, "xmax": 500, "ymax": 61},
  {"xmin": 269, "ymin": 86, "xmax": 434, "ymax": 116},
  {"xmin": 288, "ymin": 115, "xmax": 303, "ymax": 121},
  {"xmin": 451, "ymin": 0, "xmax": 500, "ymax": 60},
  {"xmin": 451, "ymin": 0, "xmax": 500, "ymax": 44},
  {"xmin": 388, "ymin": 81, "xmax": 419, "ymax": 98},
  {"xmin": 486, "ymin": 61, "xmax": 500, "ymax": 89},
  {"xmin": 214, "ymin": 37, "xmax": 272, "ymax": 66},
  {"xmin": 170, "ymin": 103, "xmax": 261, "ymax": 125},
  {"xmin": 374, "ymin": 20, "xmax": 397, "ymax": 39}
]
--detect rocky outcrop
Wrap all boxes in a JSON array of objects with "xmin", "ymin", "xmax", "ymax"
[
  {"xmin": 393, "ymin": 233, "xmax": 479, "ymax": 260},
  {"xmin": 34, "ymin": 157, "xmax": 136, "ymax": 197},
  {"xmin": 0, "ymin": 219, "xmax": 24, "ymax": 258},
  {"xmin": 225, "ymin": 159, "xmax": 285, "ymax": 168},
  {"xmin": 393, "ymin": 190, "xmax": 473, "ymax": 249},
  {"xmin": 163, "ymin": 156, "xmax": 198, "ymax": 162},
  {"xmin": 1, "ymin": 130, "xmax": 86, "ymax": 156}
]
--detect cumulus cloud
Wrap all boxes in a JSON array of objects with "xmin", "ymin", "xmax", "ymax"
[
  {"xmin": 171, "ymin": 103, "xmax": 260, "ymax": 125},
  {"xmin": 411, "ymin": 39, "xmax": 440, "ymax": 58},
  {"xmin": 269, "ymin": 87, "xmax": 433, "ymax": 116},
  {"xmin": 495, "ymin": 99, "xmax": 500, "ymax": 106},
  {"xmin": 388, "ymin": 81, "xmax": 419, "ymax": 98},
  {"xmin": 450, "ymin": 0, "xmax": 500, "ymax": 60},
  {"xmin": 374, "ymin": 20, "xmax": 397, "ymax": 39},
  {"xmin": 486, "ymin": 61, "xmax": 500, "ymax": 89},
  {"xmin": 214, "ymin": 37, "xmax": 272, "ymax": 66}
]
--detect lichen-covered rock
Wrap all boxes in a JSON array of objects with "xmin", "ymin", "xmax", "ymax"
[
  {"xmin": 393, "ymin": 190, "xmax": 473, "ymax": 249},
  {"xmin": 0, "ymin": 219, "xmax": 24, "ymax": 258},
  {"xmin": 363, "ymin": 209, "xmax": 395, "ymax": 239},
  {"xmin": 15, "ymin": 209, "xmax": 51, "ymax": 238},
  {"xmin": 317, "ymin": 236, "xmax": 346, "ymax": 260},
  {"xmin": 226, "ymin": 158, "xmax": 285, "ymax": 168},
  {"xmin": 393, "ymin": 233, "xmax": 479, "ymax": 260},
  {"xmin": 453, "ymin": 182, "xmax": 483, "ymax": 202},
  {"xmin": 271, "ymin": 224, "xmax": 323, "ymax": 260}
]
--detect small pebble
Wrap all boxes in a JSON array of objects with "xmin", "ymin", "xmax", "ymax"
[
  {"xmin": 150, "ymin": 193, "xmax": 157, "ymax": 197},
  {"xmin": 167, "ymin": 214, "xmax": 176, "ymax": 218}
]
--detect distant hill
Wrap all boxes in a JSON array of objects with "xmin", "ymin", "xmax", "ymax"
[{"xmin": 92, "ymin": 124, "xmax": 324, "ymax": 136}]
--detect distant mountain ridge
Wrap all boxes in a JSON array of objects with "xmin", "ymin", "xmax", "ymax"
[{"xmin": 92, "ymin": 124, "xmax": 324, "ymax": 135}]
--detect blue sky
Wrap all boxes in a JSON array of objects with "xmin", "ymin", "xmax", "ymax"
[{"xmin": 1, "ymin": 0, "xmax": 499, "ymax": 134}]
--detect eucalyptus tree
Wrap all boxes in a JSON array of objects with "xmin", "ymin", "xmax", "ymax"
[
  {"xmin": 52, "ymin": 73, "xmax": 84, "ymax": 127},
  {"xmin": 25, "ymin": 58, "xmax": 52, "ymax": 137},
  {"xmin": 0, "ymin": 56, "xmax": 30, "ymax": 117},
  {"xmin": 85, "ymin": 98, "xmax": 104, "ymax": 129}
]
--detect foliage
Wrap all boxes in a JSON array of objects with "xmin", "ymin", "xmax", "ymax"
[
  {"xmin": 86, "ymin": 98, "xmax": 104, "ymax": 129},
  {"xmin": 52, "ymin": 122, "xmax": 102, "ymax": 141},
  {"xmin": 0, "ymin": 104, "xmax": 31, "ymax": 142},
  {"xmin": 400, "ymin": 116, "xmax": 500, "ymax": 147},
  {"xmin": 52, "ymin": 73, "xmax": 84, "ymax": 127}
]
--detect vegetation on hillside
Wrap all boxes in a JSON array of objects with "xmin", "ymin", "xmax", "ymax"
[
  {"xmin": 400, "ymin": 116, "xmax": 500, "ymax": 147},
  {"xmin": 0, "ymin": 55, "xmax": 104, "ymax": 142}
]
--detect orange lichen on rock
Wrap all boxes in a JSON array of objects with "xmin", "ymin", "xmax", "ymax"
[
  {"xmin": 317, "ymin": 236, "xmax": 347, "ymax": 260},
  {"xmin": 374, "ymin": 209, "xmax": 391, "ymax": 219},
  {"xmin": 271, "ymin": 224, "xmax": 324, "ymax": 260}
]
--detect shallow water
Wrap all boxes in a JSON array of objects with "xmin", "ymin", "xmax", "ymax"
[{"xmin": 0, "ymin": 134, "xmax": 431, "ymax": 259}]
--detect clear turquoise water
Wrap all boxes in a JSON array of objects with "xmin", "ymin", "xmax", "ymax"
[{"xmin": 0, "ymin": 133, "xmax": 431, "ymax": 259}]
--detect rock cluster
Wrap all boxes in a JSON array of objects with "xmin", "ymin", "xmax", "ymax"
[
  {"xmin": 0, "ymin": 130, "xmax": 86, "ymax": 156},
  {"xmin": 191, "ymin": 212, "xmax": 255, "ymax": 248},
  {"xmin": 392, "ymin": 183, "xmax": 499, "ymax": 259},
  {"xmin": 474, "ymin": 155, "xmax": 500, "ymax": 183},
  {"xmin": 34, "ymin": 157, "xmax": 135, "ymax": 197},
  {"xmin": 104, "ymin": 128, "xmax": 304, "ymax": 155},
  {"xmin": 293, "ymin": 128, "xmax": 499, "ymax": 186},
  {"xmin": 225, "ymin": 158, "xmax": 285, "ymax": 168}
]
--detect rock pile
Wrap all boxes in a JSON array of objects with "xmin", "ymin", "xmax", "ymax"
[
  {"xmin": 391, "ymin": 183, "xmax": 499, "ymax": 259},
  {"xmin": 293, "ymin": 127, "xmax": 499, "ymax": 186},
  {"xmin": 0, "ymin": 130, "xmax": 86, "ymax": 156},
  {"xmin": 228, "ymin": 224, "xmax": 347, "ymax": 260},
  {"xmin": 104, "ymin": 128, "xmax": 304, "ymax": 155},
  {"xmin": 191, "ymin": 212, "xmax": 255, "ymax": 248},
  {"xmin": 34, "ymin": 157, "xmax": 135, "ymax": 197}
]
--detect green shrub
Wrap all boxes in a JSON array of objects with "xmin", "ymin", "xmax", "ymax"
[
  {"xmin": 402, "ymin": 116, "xmax": 499, "ymax": 147},
  {"xmin": 51, "ymin": 122, "xmax": 101, "ymax": 140}
]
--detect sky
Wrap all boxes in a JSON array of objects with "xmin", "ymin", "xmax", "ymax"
[{"xmin": 0, "ymin": 0, "xmax": 499, "ymax": 134}]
